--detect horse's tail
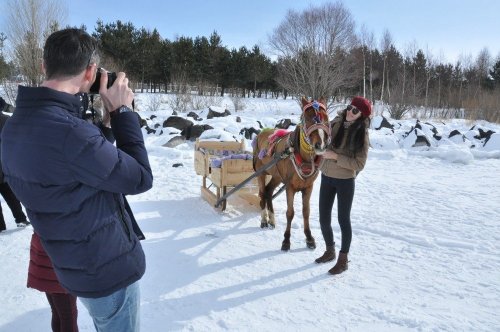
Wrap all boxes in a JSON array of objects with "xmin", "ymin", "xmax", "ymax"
[
  {"xmin": 252, "ymin": 128, "xmax": 273, "ymax": 171},
  {"xmin": 252, "ymin": 136, "xmax": 259, "ymax": 171},
  {"xmin": 252, "ymin": 137, "xmax": 268, "ymax": 171},
  {"xmin": 252, "ymin": 128, "xmax": 275, "ymax": 171}
]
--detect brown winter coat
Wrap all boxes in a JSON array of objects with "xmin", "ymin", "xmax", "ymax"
[
  {"xmin": 320, "ymin": 112, "xmax": 370, "ymax": 179},
  {"xmin": 27, "ymin": 232, "xmax": 68, "ymax": 293}
]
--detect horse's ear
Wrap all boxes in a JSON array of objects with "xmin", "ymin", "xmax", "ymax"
[
  {"xmin": 301, "ymin": 96, "xmax": 308, "ymax": 106},
  {"xmin": 319, "ymin": 96, "xmax": 326, "ymax": 106}
]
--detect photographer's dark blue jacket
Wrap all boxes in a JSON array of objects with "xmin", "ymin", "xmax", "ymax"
[{"xmin": 1, "ymin": 86, "xmax": 153, "ymax": 298}]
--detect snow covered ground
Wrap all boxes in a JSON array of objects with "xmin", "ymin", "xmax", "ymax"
[{"xmin": 0, "ymin": 95, "xmax": 499, "ymax": 331}]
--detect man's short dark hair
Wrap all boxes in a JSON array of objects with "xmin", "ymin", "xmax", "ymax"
[{"xmin": 43, "ymin": 28, "xmax": 99, "ymax": 80}]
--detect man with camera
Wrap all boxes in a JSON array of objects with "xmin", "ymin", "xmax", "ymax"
[{"xmin": 1, "ymin": 28, "xmax": 153, "ymax": 331}]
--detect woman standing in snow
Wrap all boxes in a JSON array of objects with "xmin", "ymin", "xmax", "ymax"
[
  {"xmin": 28, "ymin": 232, "xmax": 78, "ymax": 331},
  {"xmin": 315, "ymin": 96, "xmax": 371, "ymax": 275}
]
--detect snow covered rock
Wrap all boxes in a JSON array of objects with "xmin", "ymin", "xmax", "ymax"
[
  {"xmin": 163, "ymin": 116, "xmax": 193, "ymax": 131},
  {"xmin": 207, "ymin": 106, "xmax": 231, "ymax": 119},
  {"xmin": 483, "ymin": 133, "xmax": 500, "ymax": 151},
  {"xmin": 371, "ymin": 115, "xmax": 394, "ymax": 131},
  {"xmin": 403, "ymin": 128, "xmax": 432, "ymax": 148}
]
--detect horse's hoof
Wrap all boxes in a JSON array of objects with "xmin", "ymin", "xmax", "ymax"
[
  {"xmin": 306, "ymin": 241, "xmax": 316, "ymax": 249},
  {"xmin": 260, "ymin": 222, "xmax": 268, "ymax": 228},
  {"xmin": 281, "ymin": 243, "xmax": 290, "ymax": 251}
]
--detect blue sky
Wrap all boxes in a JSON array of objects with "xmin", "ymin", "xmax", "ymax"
[{"xmin": 11, "ymin": 0, "xmax": 500, "ymax": 64}]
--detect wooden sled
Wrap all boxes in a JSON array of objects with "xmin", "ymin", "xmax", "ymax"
[{"xmin": 194, "ymin": 139, "xmax": 260, "ymax": 210}]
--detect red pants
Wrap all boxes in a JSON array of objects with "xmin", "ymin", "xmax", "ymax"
[{"xmin": 45, "ymin": 293, "xmax": 78, "ymax": 332}]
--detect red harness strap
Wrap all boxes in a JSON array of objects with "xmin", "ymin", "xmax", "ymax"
[{"xmin": 292, "ymin": 153, "xmax": 323, "ymax": 179}]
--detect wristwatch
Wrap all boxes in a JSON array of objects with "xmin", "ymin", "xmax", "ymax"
[{"xmin": 110, "ymin": 105, "xmax": 132, "ymax": 118}]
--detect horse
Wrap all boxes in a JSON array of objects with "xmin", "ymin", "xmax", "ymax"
[{"xmin": 252, "ymin": 97, "xmax": 331, "ymax": 251}]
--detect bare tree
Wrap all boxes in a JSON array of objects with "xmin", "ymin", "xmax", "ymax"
[
  {"xmin": 386, "ymin": 42, "xmax": 416, "ymax": 120},
  {"xmin": 474, "ymin": 47, "xmax": 491, "ymax": 97},
  {"xmin": 453, "ymin": 54, "xmax": 467, "ymax": 110},
  {"xmin": 460, "ymin": 53, "xmax": 474, "ymax": 108},
  {"xmin": 409, "ymin": 41, "xmax": 421, "ymax": 102},
  {"xmin": 4, "ymin": 0, "xmax": 67, "ymax": 86},
  {"xmin": 403, "ymin": 40, "xmax": 418, "ymax": 104},
  {"xmin": 364, "ymin": 29, "xmax": 376, "ymax": 102},
  {"xmin": 424, "ymin": 47, "xmax": 435, "ymax": 115},
  {"xmin": 268, "ymin": 1, "xmax": 357, "ymax": 101},
  {"xmin": 379, "ymin": 29, "xmax": 392, "ymax": 103},
  {"xmin": 359, "ymin": 24, "xmax": 373, "ymax": 98},
  {"xmin": 385, "ymin": 66, "xmax": 408, "ymax": 120},
  {"xmin": 435, "ymin": 51, "xmax": 445, "ymax": 109}
]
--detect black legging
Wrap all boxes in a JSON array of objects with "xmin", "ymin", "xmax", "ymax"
[
  {"xmin": 318, "ymin": 174, "xmax": 355, "ymax": 253},
  {"xmin": 0, "ymin": 182, "xmax": 27, "ymax": 229},
  {"xmin": 46, "ymin": 293, "xmax": 79, "ymax": 332}
]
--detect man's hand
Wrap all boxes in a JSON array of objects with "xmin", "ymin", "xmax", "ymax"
[{"xmin": 98, "ymin": 69, "xmax": 134, "ymax": 113}]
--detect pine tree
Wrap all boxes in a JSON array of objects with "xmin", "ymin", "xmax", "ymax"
[
  {"xmin": 0, "ymin": 33, "xmax": 9, "ymax": 80},
  {"xmin": 489, "ymin": 59, "xmax": 500, "ymax": 88}
]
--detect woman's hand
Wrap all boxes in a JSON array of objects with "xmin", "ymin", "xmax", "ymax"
[{"xmin": 323, "ymin": 150, "xmax": 338, "ymax": 160}]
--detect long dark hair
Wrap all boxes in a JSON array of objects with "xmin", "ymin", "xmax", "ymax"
[{"xmin": 332, "ymin": 110, "xmax": 369, "ymax": 157}]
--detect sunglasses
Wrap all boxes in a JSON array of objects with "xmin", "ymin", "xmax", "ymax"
[{"xmin": 347, "ymin": 105, "xmax": 360, "ymax": 115}]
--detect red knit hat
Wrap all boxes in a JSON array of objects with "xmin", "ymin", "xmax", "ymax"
[{"xmin": 350, "ymin": 96, "xmax": 372, "ymax": 118}]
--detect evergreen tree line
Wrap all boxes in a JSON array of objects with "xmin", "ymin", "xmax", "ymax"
[
  {"xmin": 92, "ymin": 20, "xmax": 277, "ymax": 98},
  {"xmin": 90, "ymin": 19, "xmax": 500, "ymax": 121},
  {"xmin": 1, "ymin": 14, "xmax": 499, "ymax": 121}
]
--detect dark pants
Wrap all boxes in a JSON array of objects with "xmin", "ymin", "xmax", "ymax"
[
  {"xmin": 0, "ymin": 182, "xmax": 27, "ymax": 230},
  {"xmin": 46, "ymin": 293, "xmax": 79, "ymax": 332},
  {"xmin": 318, "ymin": 174, "xmax": 355, "ymax": 253}
]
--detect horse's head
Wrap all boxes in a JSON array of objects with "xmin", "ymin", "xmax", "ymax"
[{"xmin": 300, "ymin": 97, "xmax": 331, "ymax": 154}]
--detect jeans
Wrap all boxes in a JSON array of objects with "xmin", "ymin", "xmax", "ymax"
[
  {"xmin": 318, "ymin": 174, "xmax": 355, "ymax": 253},
  {"xmin": 79, "ymin": 281, "xmax": 140, "ymax": 332}
]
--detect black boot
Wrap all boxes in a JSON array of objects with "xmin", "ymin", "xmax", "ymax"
[
  {"xmin": 0, "ymin": 213, "xmax": 6, "ymax": 232},
  {"xmin": 315, "ymin": 245, "xmax": 335, "ymax": 263},
  {"xmin": 16, "ymin": 220, "xmax": 30, "ymax": 227}
]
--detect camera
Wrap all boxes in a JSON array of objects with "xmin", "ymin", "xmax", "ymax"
[{"xmin": 89, "ymin": 68, "xmax": 117, "ymax": 94}]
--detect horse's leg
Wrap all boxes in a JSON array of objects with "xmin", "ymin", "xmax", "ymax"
[
  {"xmin": 257, "ymin": 174, "xmax": 269, "ymax": 228},
  {"xmin": 265, "ymin": 178, "xmax": 280, "ymax": 230},
  {"xmin": 281, "ymin": 187, "xmax": 295, "ymax": 251},
  {"xmin": 302, "ymin": 185, "xmax": 316, "ymax": 249}
]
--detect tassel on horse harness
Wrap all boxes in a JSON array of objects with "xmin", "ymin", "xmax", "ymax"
[{"xmin": 288, "ymin": 127, "xmax": 324, "ymax": 180}]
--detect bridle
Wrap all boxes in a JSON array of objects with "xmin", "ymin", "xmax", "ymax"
[
  {"xmin": 285, "ymin": 100, "xmax": 331, "ymax": 180},
  {"xmin": 261, "ymin": 100, "xmax": 332, "ymax": 181},
  {"xmin": 300, "ymin": 100, "xmax": 331, "ymax": 147}
]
